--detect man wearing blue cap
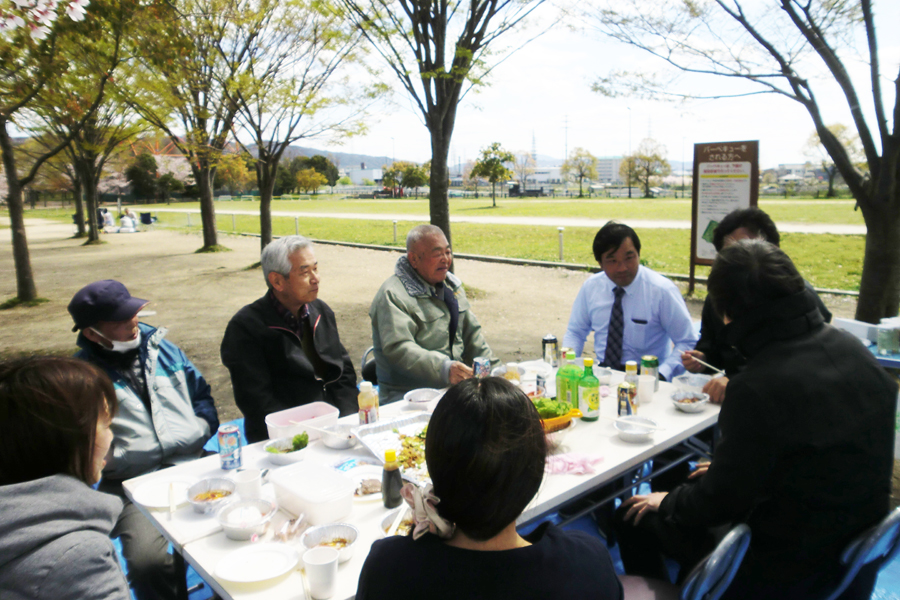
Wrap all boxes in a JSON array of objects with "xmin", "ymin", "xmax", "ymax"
[{"xmin": 69, "ymin": 280, "xmax": 218, "ymax": 600}]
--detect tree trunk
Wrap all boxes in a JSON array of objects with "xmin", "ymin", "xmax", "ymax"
[
  {"xmin": 81, "ymin": 165, "xmax": 101, "ymax": 243},
  {"xmin": 855, "ymin": 190, "xmax": 900, "ymax": 323},
  {"xmin": 826, "ymin": 168, "xmax": 837, "ymax": 198},
  {"xmin": 258, "ymin": 160, "xmax": 275, "ymax": 251},
  {"xmin": 0, "ymin": 120, "xmax": 38, "ymax": 301},
  {"xmin": 73, "ymin": 178, "xmax": 86, "ymax": 238},
  {"xmin": 429, "ymin": 132, "xmax": 452, "ymax": 248},
  {"xmin": 491, "ymin": 182, "xmax": 496, "ymax": 207},
  {"xmin": 196, "ymin": 164, "xmax": 219, "ymax": 249}
]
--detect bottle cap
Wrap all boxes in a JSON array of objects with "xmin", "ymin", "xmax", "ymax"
[
  {"xmin": 583, "ymin": 357, "xmax": 593, "ymax": 367},
  {"xmin": 566, "ymin": 351, "xmax": 576, "ymax": 360},
  {"xmin": 625, "ymin": 360, "xmax": 638, "ymax": 372},
  {"xmin": 385, "ymin": 449, "xmax": 396, "ymax": 462},
  {"xmin": 360, "ymin": 381, "xmax": 373, "ymax": 392}
]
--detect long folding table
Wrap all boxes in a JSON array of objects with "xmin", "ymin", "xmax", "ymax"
[{"xmin": 123, "ymin": 373, "xmax": 719, "ymax": 600}]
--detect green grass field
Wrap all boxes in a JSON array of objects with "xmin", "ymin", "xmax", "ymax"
[
  {"xmin": 10, "ymin": 197, "xmax": 866, "ymax": 291},
  {"xmin": 161, "ymin": 195, "xmax": 864, "ymax": 225}
]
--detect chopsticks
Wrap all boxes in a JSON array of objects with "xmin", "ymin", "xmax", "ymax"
[
  {"xmin": 681, "ymin": 353, "xmax": 725, "ymax": 375},
  {"xmin": 386, "ymin": 506, "xmax": 408, "ymax": 537}
]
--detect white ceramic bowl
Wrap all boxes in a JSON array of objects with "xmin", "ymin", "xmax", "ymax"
[
  {"xmin": 216, "ymin": 499, "xmax": 277, "ymax": 541},
  {"xmin": 187, "ymin": 478, "xmax": 236, "ymax": 514},
  {"xmin": 671, "ymin": 390, "xmax": 710, "ymax": 413},
  {"xmin": 403, "ymin": 388, "xmax": 442, "ymax": 407},
  {"xmin": 264, "ymin": 437, "xmax": 308, "ymax": 465},
  {"xmin": 673, "ymin": 373, "xmax": 712, "ymax": 394},
  {"xmin": 614, "ymin": 416, "xmax": 657, "ymax": 443},
  {"xmin": 491, "ymin": 364, "xmax": 526, "ymax": 380},
  {"xmin": 321, "ymin": 424, "xmax": 357, "ymax": 450},
  {"xmin": 380, "ymin": 508, "xmax": 414, "ymax": 538},
  {"xmin": 546, "ymin": 418, "xmax": 575, "ymax": 450},
  {"xmin": 300, "ymin": 523, "xmax": 359, "ymax": 564}
]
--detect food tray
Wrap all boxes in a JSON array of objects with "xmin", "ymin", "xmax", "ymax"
[{"xmin": 354, "ymin": 413, "xmax": 431, "ymax": 466}]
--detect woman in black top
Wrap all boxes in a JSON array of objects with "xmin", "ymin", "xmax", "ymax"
[{"xmin": 356, "ymin": 377, "xmax": 623, "ymax": 600}]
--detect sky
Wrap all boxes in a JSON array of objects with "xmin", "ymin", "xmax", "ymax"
[{"xmin": 332, "ymin": 1, "xmax": 900, "ymax": 172}]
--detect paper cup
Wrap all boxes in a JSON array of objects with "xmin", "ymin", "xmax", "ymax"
[
  {"xmin": 638, "ymin": 375, "xmax": 655, "ymax": 405},
  {"xmin": 233, "ymin": 469, "xmax": 262, "ymax": 500},
  {"xmin": 304, "ymin": 546, "xmax": 339, "ymax": 599}
]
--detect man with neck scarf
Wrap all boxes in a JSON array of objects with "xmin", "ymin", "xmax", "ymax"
[
  {"xmin": 614, "ymin": 240, "xmax": 896, "ymax": 600},
  {"xmin": 370, "ymin": 224, "xmax": 498, "ymax": 404},
  {"xmin": 69, "ymin": 280, "xmax": 218, "ymax": 600}
]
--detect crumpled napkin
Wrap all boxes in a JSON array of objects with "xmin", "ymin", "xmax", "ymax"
[{"xmin": 545, "ymin": 453, "xmax": 604, "ymax": 475}]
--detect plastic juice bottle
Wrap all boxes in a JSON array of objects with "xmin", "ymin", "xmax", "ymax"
[
  {"xmin": 382, "ymin": 449, "xmax": 403, "ymax": 509},
  {"xmin": 624, "ymin": 361, "xmax": 639, "ymax": 410},
  {"xmin": 555, "ymin": 351, "xmax": 581, "ymax": 407},
  {"xmin": 578, "ymin": 358, "xmax": 600, "ymax": 422},
  {"xmin": 358, "ymin": 381, "xmax": 379, "ymax": 425}
]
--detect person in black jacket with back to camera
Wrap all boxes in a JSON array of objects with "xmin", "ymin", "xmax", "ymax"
[
  {"xmin": 616, "ymin": 239, "xmax": 896, "ymax": 600},
  {"xmin": 357, "ymin": 376, "xmax": 623, "ymax": 600}
]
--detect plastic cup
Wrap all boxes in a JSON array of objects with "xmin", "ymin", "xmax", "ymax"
[
  {"xmin": 233, "ymin": 469, "xmax": 261, "ymax": 500},
  {"xmin": 304, "ymin": 546, "xmax": 339, "ymax": 599},
  {"xmin": 638, "ymin": 375, "xmax": 655, "ymax": 405}
]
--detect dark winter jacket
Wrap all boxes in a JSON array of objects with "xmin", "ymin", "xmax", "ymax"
[
  {"xmin": 221, "ymin": 295, "xmax": 358, "ymax": 442},
  {"xmin": 661, "ymin": 290, "xmax": 896, "ymax": 592}
]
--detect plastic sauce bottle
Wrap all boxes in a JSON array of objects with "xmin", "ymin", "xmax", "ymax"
[
  {"xmin": 555, "ymin": 351, "xmax": 581, "ymax": 406},
  {"xmin": 578, "ymin": 357, "xmax": 600, "ymax": 421},
  {"xmin": 382, "ymin": 449, "xmax": 403, "ymax": 509},
  {"xmin": 358, "ymin": 381, "xmax": 379, "ymax": 425}
]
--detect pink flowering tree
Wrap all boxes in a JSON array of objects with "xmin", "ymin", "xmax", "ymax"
[{"xmin": 1, "ymin": 0, "xmax": 125, "ymax": 304}]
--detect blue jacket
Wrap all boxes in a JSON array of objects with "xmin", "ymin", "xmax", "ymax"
[{"xmin": 76, "ymin": 323, "xmax": 218, "ymax": 480}]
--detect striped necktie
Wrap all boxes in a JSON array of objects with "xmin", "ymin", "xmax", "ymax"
[{"xmin": 603, "ymin": 286, "xmax": 625, "ymax": 370}]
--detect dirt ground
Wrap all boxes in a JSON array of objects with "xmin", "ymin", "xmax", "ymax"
[{"xmin": 2, "ymin": 219, "xmax": 892, "ymax": 503}]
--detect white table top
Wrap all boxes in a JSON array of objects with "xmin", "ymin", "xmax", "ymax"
[{"xmin": 123, "ymin": 373, "xmax": 719, "ymax": 600}]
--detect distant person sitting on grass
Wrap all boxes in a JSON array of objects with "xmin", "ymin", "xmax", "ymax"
[
  {"xmin": 356, "ymin": 377, "xmax": 623, "ymax": 600},
  {"xmin": 0, "ymin": 356, "xmax": 131, "ymax": 600}
]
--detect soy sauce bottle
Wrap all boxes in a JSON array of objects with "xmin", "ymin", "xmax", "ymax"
[{"xmin": 382, "ymin": 449, "xmax": 403, "ymax": 509}]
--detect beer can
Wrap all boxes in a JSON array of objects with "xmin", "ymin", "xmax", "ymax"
[
  {"xmin": 473, "ymin": 357, "xmax": 491, "ymax": 379},
  {"xmin": 641, "ymin": 355, "xmax": 660, "ymax": 392},
  {"xmin": 542, "ymin": 334, "xmax": 559, "ymax": 368},
  {"xmin": 218, "ymin": 424, "xmax": 242, "ymax": 470},
  {"xmin": 617, "ymin": 383, "xmax": 634, "ymax": 417}
]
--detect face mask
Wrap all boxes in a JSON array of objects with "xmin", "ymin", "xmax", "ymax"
[{"xmin": 91, "ymin": 328, "xmax": 141, "ymax": 353}]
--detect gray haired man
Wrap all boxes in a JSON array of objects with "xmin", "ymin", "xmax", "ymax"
[
  {"xmin": 369, "ymin": 224, "xmax": 498, "ymax": 403},
  {"xmin": 221, "ymin": 236, "xmax": 358, "ymax": 442}
]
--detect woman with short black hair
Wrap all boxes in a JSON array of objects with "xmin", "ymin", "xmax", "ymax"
[
  {"xmin": 357, "ymin": 377, "xmax": 623, "ymax": 599},
  {"xmin": 0, "ymin": 356, "xmax": 130, "ymax": 600}
]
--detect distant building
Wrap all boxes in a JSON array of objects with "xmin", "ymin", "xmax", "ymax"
[
  {"xmin": 526, "ymin": 167, "xmax": 563, "ymax": 185},
  {"xmin": 346, "ymin": 168, "xmax": 383, "ymax": 185},
  {"xmin": 596, "ymin": 157, "xmax": 623, "ymax": 184}
]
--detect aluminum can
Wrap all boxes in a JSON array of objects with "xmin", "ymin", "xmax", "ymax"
[
  {"xmin": 617, "ymin": 383, "xmax": 634, "ymax": 417},
  {"xmin": 542, "ymin": 334, "xmax": 559, "ymax": 368},
  {"xmin": 218, "ymin": 424, "xmax": 242, "ymax": 470},
  {"xmin": 641, "ymin": 355, "xmax": 660, "ymax": 392},
  {"xmin": 473, "ymin": 357, "xmax": 491, "ymax": 379}
]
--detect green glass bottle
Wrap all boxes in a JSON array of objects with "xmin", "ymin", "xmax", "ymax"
[{"xmin": 578, "ymin": 357, "xmax": 600, "ymax": 421}]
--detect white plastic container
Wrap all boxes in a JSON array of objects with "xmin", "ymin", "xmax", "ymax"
[
  {"xmin": 268, "ymin": 461, "xmax": 355, "ymax": 525},
  {"xmin": 264, "ymin": 401, "xmax": 339, "ymax": 441}
]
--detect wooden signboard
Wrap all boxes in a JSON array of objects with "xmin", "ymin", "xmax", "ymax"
[{"xmin": 689, "ymin": 140, "xmax": 759, "ymax": 292}]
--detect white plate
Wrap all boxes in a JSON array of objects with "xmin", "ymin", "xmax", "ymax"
[
  {"xmin": 348, "ymin": 465, "xmax": 384, "ymax": 502},
  {"xmin": 132, "ymin": 477, "xmax": 194, "ymax": 509},
  {"xmin": 214, "ymin": 543, "xmax": 299, "ymax": 583}
]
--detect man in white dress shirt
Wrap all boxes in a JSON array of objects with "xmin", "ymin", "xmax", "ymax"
[
  {"xmin": 563, "ymin": 221, "xmax": 697, "ymax": 382},
  {"xmin": 560, "ymin": 221, "xmax": 700, "ymax": 530}
]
